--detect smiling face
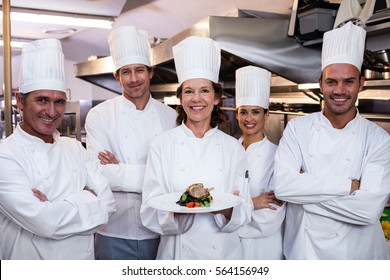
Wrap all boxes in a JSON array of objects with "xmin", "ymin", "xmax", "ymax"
[
  {"xmin": 115, "ymin": 64, "xmax": 153, "ymax": 108},
  {"xmin": 236, "ymin": 105, "xmax": 268, "ymax": 139},
  {"xmin": 319, "ymin": 63, "xmax": 364, "ymax": 127},
  {"xmin": 180, "ymin": 78, "xmax": 220, "ymax": 130},
  {"xmin": 16, "ymin": 90, "xmax": 67, "ymax": 143}
]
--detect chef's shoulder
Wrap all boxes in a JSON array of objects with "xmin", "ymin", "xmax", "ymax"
[
  {"xmin": 217, "ymin": 129, "xmax": 245, "ymax": 151},
  {"xmin": 57, "ymin": 136, "xmax": 86, "ymax": 152},
  {"xmin": 0, "ymin": 134, "xmax": 18, "ymax": 157},
  {"xmin": 284, "ymin": 111, "xmax": 319, "ymax": 134},
  {"xmin": 361, "ymin": 117, "xmax": 390, "ymax": 150},
  {"xmin": 88, "ymin": 96, "xmax": 121, "ymax": 114},
  {"xmin": 150, "ymin": 98, "xmax": 177, "ymax": 120}
]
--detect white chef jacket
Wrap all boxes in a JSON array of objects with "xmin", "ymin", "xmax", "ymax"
[
  {"xmin": 0, "ymin": 126, "xmax": 116, "ymax": 260},
  {"xmin": 238, "ymin": 136, "xmax": 285, "ymax": 259},
  {"xmin": 85, "ymin": 95, "xmax": 177, "ymax": 240},
  {"xmin": 274, "ymin": 111, "xmax": 390, "ymax": 260},
  {"xmin": 140, "ymin": 124, "xmax": 252, "ymax": 259}
]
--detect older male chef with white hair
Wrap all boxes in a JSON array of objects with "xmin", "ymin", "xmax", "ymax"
[
  {"xmin": 0, "ymin": 38, "xmax": 115, "ymax": 259},
  {"xmin": 274, "ymin": 21, "xmax": 390, "ymax": 259}
]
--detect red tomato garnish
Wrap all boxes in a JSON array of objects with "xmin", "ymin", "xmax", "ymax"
[{"xmin": 186, "ymin": 202, "xmax": 195, "ymax": 208}]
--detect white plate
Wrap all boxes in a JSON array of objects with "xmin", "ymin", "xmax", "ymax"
[{"xmin": 146, "ymin": 191, "xmax": 242, "ymax": 213}]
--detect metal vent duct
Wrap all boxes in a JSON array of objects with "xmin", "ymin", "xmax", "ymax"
[{"xmin": 74, "ymin": 12, "xmax": 324, "ymax": 94}]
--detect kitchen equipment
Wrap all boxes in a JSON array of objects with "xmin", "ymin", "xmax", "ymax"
[
  {"xmin": 333, "ymin": 0, "xmax": 362, "ymax": 28},
  {"xmin": 364, "ymin": 68, "xmax": 384, "ymax": 79},
  {"xmin": 363, "ymin": 48, "xmax": 390, "ymax": 75},
  {"xmin": 296, "ymin": 1, "xmax": 340, "ymax": 41},
  {"xmin": 374, "ymin": 48, "xmax": 390, "ymax": 65}
]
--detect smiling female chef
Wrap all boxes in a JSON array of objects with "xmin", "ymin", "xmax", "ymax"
[
  {"xmin": 235, "ymin": 66, "xmax": 286, "ymax": 260},
  {"xmin": 140, "ymin": 36, "xmax": 252, "ymax": 260}
]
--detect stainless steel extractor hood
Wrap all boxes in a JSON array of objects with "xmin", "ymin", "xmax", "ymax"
[
  {"xmin": 74, "ymin": 9, "xmax": 390, "ymax": 95},
  {"xmin": 74, "ymin": 11, "xmax": 322, "ymax": 95}
]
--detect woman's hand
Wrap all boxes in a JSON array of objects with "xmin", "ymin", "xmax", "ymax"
[
  {"xmin": 32, "ymin": 188, "xmax": 49, "ymax": 202},
  {"xmin": 252, "ymin": 191, "xmax": 283, "ymax": 211},
  {"xmin": 98, "ymin": 150, "xmax": 119, "ymax": 165}
]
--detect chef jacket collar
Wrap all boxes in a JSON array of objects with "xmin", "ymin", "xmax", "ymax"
[
  {"xmin": 16, "ymin": 125, "xmax": 61, "ymax": 145},
  {"xmin": 319, "ymin": 109, "xmax": 360, "ymax": 130},
  {"xmin": 120, "ymin": 93, "xmax": 153, "ymax": 112},
  {"xmin": 181, "ymin": 122, "xmax": 218, "ymax": 138}
]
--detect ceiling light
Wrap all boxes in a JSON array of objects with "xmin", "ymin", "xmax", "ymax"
[
  {"xmin": 0, "ymin": 38, "xmax": 29, "ymax": 49},
  {"xmin": 43, "ymin": 28, "xmax": 77, "ymax": 35},
  {"xmin": 0, "ymin": 9, "xmax": 114, "ymax": 29}
]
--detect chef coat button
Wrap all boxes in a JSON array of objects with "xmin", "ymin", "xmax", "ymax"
[
  {"xmin": 180, "ymin": 141, "xmax": 184, "ymax": 145},
  {"xmin": 309, "ymin": 154, "xmax": 313, "ymax": 157},
  {"xmin": 135, "ymin": 196, "xmax": 140, "ymax": 200},
  {"xmin": 180, "ymin": 167, "xmax": 185, "ymax": 171},
  {"xmin": 44, "ymin": 175, "xmax": 49, "ymax": 180},
  {"xmin": 219, "ymin": 168, "xmax": 223, "ymax": 172},
  {"xmin": 124, "ymin": 135, "xmax": 128, "ymax": 139},
  {"xmin": 216, "ymin": 142, "xmax": 220, "ymax": 146},
  {"xmin": 352, "ymin": 131, "xmax": 356, "ymax": 135},
  {"xmin": 346, "ymin": 158, "xmax": 351, "ymax": 162},
  {"xmin": 335, "ymin": 231, "xmax": 339, "ymax": 236},
  {"xmin": 212, "ymin": 245, "xmax": 217, "ymax": 249},
  {"xmin": 182, "ymin": 245, "xmax": 187, "ymax": 249},
  {"xmin": 316, "ymin": 127, "xmax": 320, "ymax": 131}
]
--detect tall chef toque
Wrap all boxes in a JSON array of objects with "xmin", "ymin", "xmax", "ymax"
[
  {"xmin": 108, "ymin": 25, "xmax": 151, "ymax": 71},
  {"xmin": 321, "ymin": 21, "xmax": 366, "ymax": 71},
  {"xmin": 19, "ymin": 39, "xmax": 66, "ymax": 94},
  {"xmin": 173, "ymin": 36, "xmax": 221, "ymax": 84},
  {"xmin": 235, "ymin": 66, "xmax": 271, "ymax": 109}
]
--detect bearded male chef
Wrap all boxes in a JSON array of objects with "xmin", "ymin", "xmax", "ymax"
[
  {"xmin": 274, "ymin": 21, "xmax": 390, "ymax": 260},
  {"xmin": 0, "ymin": 39, "xmax": 115, "ymax": 259}
]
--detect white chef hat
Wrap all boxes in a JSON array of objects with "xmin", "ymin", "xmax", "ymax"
[
  {"xmin": 108, "ymin": 25, "xmax": 151, "ymax": 71},
  {"xmin": 321, "ymin": 21, "xmax": 366, "ymax": 71},
  {"xmin": 173, "ymin": 36, "xmax": 221, "ymax": 84},
  {"xmin": 235, "ymin": 66, "xmax": 271, "ymax": 109},
  {"xmin": 19, "ymin": 39, "xmax": 66, "ymax": 94}
]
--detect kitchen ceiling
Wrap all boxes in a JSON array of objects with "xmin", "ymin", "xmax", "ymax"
[{"xmin": 1, "ymin": 0, "xmax": 296, "ymax": 62}]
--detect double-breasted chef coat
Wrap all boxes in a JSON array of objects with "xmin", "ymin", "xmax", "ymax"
[
  {"xmin": 141, "ymin": 124, "xmax": 252, "ymax": 259},
  {"xmin": 274, "ymin": 111, "xmax": 390, "ymax": 259},
  {"xmin": 0, "ymin": 126, "xmax": 116, "ymax": 259},
  {"xmin": 238, "ymin": 136, "xmax": 286, "ymax": 259},
  {"xmin": 85, "ymin": 95, "xmax": 177, "ymax": 241}
]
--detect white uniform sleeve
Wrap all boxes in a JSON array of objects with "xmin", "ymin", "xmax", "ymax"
[
  {"xmin": 216, "ymin": 144, "xmax": 252, "ymax": 232},
  {"xmin": 304, "ymin": 136, "xmax": 390, "ymax": 225},
  {"xmin": 85, "ymin": 108, "xmax": 145, "ymax": 193},
  {"xmin": 274, "ymin": 121, "xmax": 351, "ymax": 204},
  {"xmin": 0, "ymin": 149, "xmax": 116, "ymax": 240},
  {"xmin": 140, "ymin": 139, "xmax": 195, "ymax": 235},
  {"xmin": 243, "ymin": 203, "xmax": 286, "ymax": 237}
]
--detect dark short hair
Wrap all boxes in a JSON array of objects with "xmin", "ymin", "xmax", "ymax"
[
  {"xmin": 114, "ymin": 65, "xmax": 153, "ymax": 77},
  {"xmin": 175, "ymin": 81, "xmax": 226, "ymax": 127}
]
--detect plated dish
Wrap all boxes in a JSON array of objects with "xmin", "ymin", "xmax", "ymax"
[{"xmin": 146, "ymin": 191, "xmax": 242, "ymax": 213}]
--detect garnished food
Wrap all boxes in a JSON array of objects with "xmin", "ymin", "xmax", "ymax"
[{"xmin": 176, "ymin": 183, "xmax": 213, "ymax": 208}]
